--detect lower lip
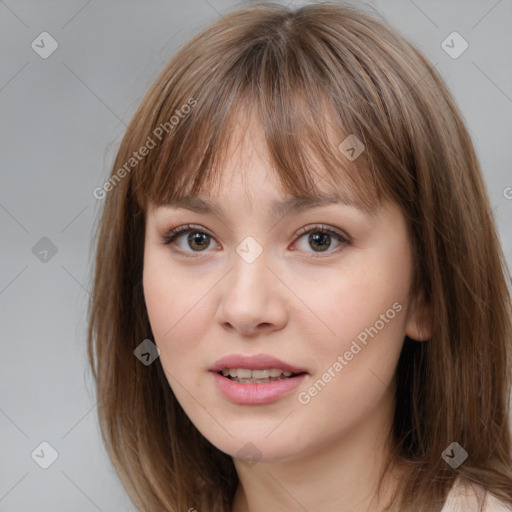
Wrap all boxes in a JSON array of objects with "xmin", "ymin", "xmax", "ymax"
[{"xmin": 210, "ymin": 371, "xmax": 308, "ymax": 404}]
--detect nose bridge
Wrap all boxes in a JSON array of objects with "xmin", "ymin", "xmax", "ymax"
[
  {"xmin": 229, "ymin": 235, "xmax": 269, "ymax": 299},
  {"xmin": 217, "ymin": 234, "xmax": 288, "ymax": 334}
]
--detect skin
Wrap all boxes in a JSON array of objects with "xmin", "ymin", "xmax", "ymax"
[{"xmin": 142, "ymin": 112, "xmax": 431, "ymax": 511}]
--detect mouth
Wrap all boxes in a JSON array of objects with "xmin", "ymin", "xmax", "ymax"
[
  {"xmin": 209, "ymin": 354, "xmax": 309, "ymax": 403},
  {"xmin": 217, "ymin": 368, "xmax": 307, "ymax": 384},
  {"xmin": 211, "ymin": 369, "xmax": 308, "ymax": 404}
]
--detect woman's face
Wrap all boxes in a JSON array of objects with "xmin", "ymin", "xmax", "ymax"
[{"xmin": 142, "ymin": 115, "xmax": 428, "ymax": 465}]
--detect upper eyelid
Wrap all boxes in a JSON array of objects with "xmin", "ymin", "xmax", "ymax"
[
  {"xmin": 163, "ymin": 223, "xmax": 347, "ymax": 238},
  {"xmin": 153, "ymin": 204, "xmax": 367, "ymax": 234}
]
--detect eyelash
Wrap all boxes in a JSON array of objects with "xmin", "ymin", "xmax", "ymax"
[{"xmin": 161, "ymin": 223, "xmax": 351, "ymax": 259}]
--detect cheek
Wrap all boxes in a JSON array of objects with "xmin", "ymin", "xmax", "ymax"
[
  {"xmin": 300, "ymin": 243, "xmax": 412, "ymax": 398},
  {"xmin": 142, "ymin": 265, "xmax": 203, "ymax": 410},
  {"xmin": 301, "ymin": 260, "xmax": 409, "ymax": 347},
  {"xmin": 143, "ymin": 262, "xmax": 177, "ymax": 340},
  {"xmin": 141, "ymin": 234, "xmax": 212, "ymax": 417},
  {"xmin": 293, "ymin": 269, "xmax": 408, "ymax": 437},
  {"xmin": 142, "ymin": 250, "xmax": 212, "ymax": 375}
]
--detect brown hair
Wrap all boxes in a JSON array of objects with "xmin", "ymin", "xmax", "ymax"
[{"xmin": 87, "ymin": 2, "xmax": 512, "ymax": 511}]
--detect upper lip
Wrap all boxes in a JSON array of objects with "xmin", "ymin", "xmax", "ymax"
[{"xmin": 209, "ymin": 354, "xmax": 308, "ymax": 374}]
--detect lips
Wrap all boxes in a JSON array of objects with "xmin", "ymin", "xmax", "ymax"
[
  {"xmin": 209, "ymin": 354, "xmax": 308, "ymax": 404},
  {"xmin": 209, "ymin": 353, "xmax": 308, "ymax": 374}
]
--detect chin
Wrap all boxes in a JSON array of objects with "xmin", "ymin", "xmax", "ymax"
[{"xmin": 199, "ymin": 426, "xmax": 308, "ymax": 465}]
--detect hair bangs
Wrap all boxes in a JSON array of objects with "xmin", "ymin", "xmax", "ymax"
[{"xmin": 130, "ymin": 11, "xmax": 393, "ymax": 215}]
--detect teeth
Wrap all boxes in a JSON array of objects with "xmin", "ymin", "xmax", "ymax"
[
  {"xmin": 236, "ymin": 368, "xmax": 252, "ymax": 379},
  {"xmin": 252, "ymin": 369, "xmax": 270, "ymax": 379},
  {"xmin": 220, "ymin": 368, "xmax": 296, "ymax": 379}
]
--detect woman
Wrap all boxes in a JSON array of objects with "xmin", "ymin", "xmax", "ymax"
[{"xmin": 88, "ymin": 3, "xmax": 512, "ymax": 510}]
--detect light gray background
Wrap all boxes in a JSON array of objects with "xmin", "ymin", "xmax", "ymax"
[{"xmin": 1, "ymin": 0, "xmax": 511, "ymax": 510}]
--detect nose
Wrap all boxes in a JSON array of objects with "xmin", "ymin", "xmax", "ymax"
[{"xmin": 216, "ymin": 244, "xmax": 289, "ymax": 337}]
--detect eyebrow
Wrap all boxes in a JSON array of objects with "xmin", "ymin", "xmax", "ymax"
[{"xmin": 163, "ymin": 193, "xmax": 370, "ymax": 219}]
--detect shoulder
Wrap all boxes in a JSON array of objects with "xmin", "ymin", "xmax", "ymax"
[
  {"xmin": 441, "ymin": 478, "xmax": 512, "ymax": 512},
  {"xmin": 483, "ymin": 494, "xmax": 512, "ymax": 512}
]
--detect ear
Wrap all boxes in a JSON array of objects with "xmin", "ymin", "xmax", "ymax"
[{"xmin": 405, "ymin": 291, "xmax": 432, "ymax": 342}]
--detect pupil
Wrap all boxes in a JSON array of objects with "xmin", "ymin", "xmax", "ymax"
[
  {"xmin": 188, "ymin": 232, "xmax": 209, "ymax": 251},
  {"xmin": 309, "ymin": 232, "xmax": 330, "ymax": 252}
]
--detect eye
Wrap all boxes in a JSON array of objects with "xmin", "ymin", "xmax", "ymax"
[
  {"xmin": 161, "ymin": 223, "xmax": 351, "ymax": 258},
  {"xmin": 161, "ymin": 224, "xmax": 218, "ymax": 255},
  {"xmin": 293, "ymin": 224, "xmax": 351, "ymax": 257}
]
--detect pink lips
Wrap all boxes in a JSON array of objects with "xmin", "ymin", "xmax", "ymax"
[
  {"xmin": 209, "ymin": 353, "xmax": 308, "ymax": 374},
  {"xmin": 209, "ymin": 353, "xmax": 308, "ymax": 405}
]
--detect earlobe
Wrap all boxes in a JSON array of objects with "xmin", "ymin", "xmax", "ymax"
[{"xmin": 405, "ymin": 292, "xmax": 433, "ymax": 342}]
